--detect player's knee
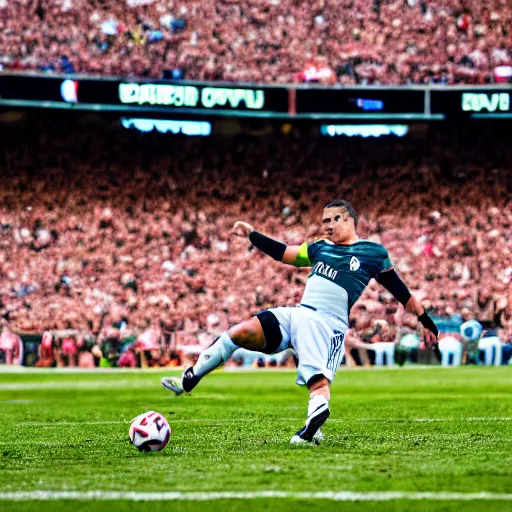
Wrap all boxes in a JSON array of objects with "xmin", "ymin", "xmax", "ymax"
[
  {"xmin": 255, "ymin": 310, "xmax": 283, "ymax": 354},
  {"xmin": 228, "ymin": 323, "xmax": 252, "ymax": 343},
  {"xmin": 228, "ymin": 319, "xmax": 265, "ymax": 350}
]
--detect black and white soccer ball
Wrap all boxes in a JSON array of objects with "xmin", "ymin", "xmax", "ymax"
[{"xmin": 129, "ymin": 411, "xmax": 171, "ymax": 452}]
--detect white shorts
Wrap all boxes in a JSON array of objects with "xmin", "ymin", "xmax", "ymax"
[{"xmin": 268, "ymin": 306, "xmax": 347, "ymax": 386}]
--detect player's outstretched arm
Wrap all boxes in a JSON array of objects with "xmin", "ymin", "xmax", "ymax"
[
  {"xmin": 230, "ymin": 221, "xmax": 309, "ymax": 267},
  {"xmin": 376, "ymin": 269, "xmax": 438, "ymax": 344}
]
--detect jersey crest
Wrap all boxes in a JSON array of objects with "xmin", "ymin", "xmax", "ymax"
[{"xmin": 349, "ymin": 256, "xmax": 360, "ymax": 271}]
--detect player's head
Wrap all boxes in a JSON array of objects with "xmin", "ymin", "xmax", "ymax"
[{"xmin": 321, "ymin": 200, "xmax": 358, "ymax": 243}]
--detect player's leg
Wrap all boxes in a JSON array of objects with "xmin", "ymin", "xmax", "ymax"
[
  {"xmin": 161, "ymin": 318, "xmax": 264, "ymax": 394},
  {"xmin": 290, "ymin": 374, "xmax": 331, "ymax": 445},
  {"xmin": 289, "ymin": 310, "xmax": 346, "ymax": 445},
  {"xmin": 162, "ymin": 310, "xmax": 288, "ymax": 394}
]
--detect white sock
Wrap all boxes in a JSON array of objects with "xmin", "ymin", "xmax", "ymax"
[
  {"xmin": 193, "ymin": 332, "xmax": 239, "ymax": 378},
  {"xmin": 307, "ymin": 394, "xmax": 329, "ymax": 422}
]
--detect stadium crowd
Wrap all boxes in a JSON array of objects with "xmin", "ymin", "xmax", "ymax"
[
  {"xmin": 0, "ymin": 117, "xmax": 511, "ymax": 368},
  {"xmin": 0, "ymin": 0, "xmax": 511, "ymax": 84}
]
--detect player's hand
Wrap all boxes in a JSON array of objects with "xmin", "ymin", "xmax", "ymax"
[
  {"xmin": 424, "ymin": 329, "xmax": 437, "ymax": 347},
  {"xmin": 230, "ymin": 221, "xmax": 254, "ymax": 238}
]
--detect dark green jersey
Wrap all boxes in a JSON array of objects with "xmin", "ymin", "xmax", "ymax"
[{"xmin": 296, "ymin": 239, "xmax": 393, "ymax": 324}]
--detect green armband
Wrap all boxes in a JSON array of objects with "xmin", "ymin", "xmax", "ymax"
[{"xmin": 294, "ymin": 242, "xmax": 312, "ymax": 267}]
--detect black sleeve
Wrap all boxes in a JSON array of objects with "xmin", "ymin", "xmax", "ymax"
[
  {"xmin": 375, "ymin": 269, "xmax": 412, "ymax": 306},
  {"xmin": 249, "ymin": 231, "xmax": 287, "ymax": 261}
]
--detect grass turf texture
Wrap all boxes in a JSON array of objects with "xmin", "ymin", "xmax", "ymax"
[{"xmin": 0, "ymin": 367, "xmax": 511, "ymax": 512}]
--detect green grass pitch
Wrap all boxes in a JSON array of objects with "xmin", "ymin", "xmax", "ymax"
[{"xmin": 0, "ymin": 367, "xmax": 512, "ymax": 511}]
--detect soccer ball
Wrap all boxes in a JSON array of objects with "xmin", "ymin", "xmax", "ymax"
[{"xmin": 129, "ymin": 411, "xmax": 171, "ymax": 452}]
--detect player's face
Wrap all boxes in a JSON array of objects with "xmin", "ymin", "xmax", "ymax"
[{"xmin": 321, "ymin": 207, "xmax": 355, "ymax": 243}]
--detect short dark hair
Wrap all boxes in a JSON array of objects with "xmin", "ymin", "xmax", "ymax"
[{"xmin": 324, "ymin": 200, "xmax": 358, "ymax": 228}]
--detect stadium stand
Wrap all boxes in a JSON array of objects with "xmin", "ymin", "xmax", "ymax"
[{"xmin": 0, "ymin": 0, "xmax": 511, "ymax": 84}]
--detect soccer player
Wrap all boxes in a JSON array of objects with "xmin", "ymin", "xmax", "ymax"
[{"xmin": 162, "ymin": 200, "xmax": 438, "ymax": 444}]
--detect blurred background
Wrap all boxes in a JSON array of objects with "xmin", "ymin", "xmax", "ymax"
[{"xmin": 0, "ymin": 0, "xmax": 511, "ymax": 370}]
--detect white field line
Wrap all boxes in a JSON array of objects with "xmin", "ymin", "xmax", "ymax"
[
  {"xmin": 353, "ymin": 417, "xmax": 512, "ymax": 422},
  {"xmin": 0, "ymin": 367, "xmax": 294, "ymax": 375},
  {"xmin": 0, "ymin": 365, "xmax": 442, "ymax": 374},
  {"xmin": 0, "ymin": 491, "xmax": 511, "ymax": 502},
  {"xmin": 16, "ymin": 417, "xmax": 512, "ymax": 427},
  {"xmin": 18, "ymin": 421, "xmax": 128, "ymax": 426},
  {"xmin": 0, "ymin": 367, "xmax": 179, "ymax": 374},
  {"xmin": 0, "ymin": 380, "xmax": 152, "ymax": 390}
]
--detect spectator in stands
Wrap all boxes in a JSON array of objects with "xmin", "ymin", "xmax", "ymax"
[
  {"xmin": 0, "ymin": 0, "xmax": 511, "ymax": 84},
  {"xmin": 0, "ymin": 323, "xmax": 22, "ymax": 364},
  {"xmin": 135, "ymin": 321, "xmax": 162, "ymax": 367},
  {"xmin": 35, "ymin": 331, "xmax": 54, "ymax": 367},
  {"xmin": 294, "ymin": 56, "xmax": 337, "ymax": 85}
]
